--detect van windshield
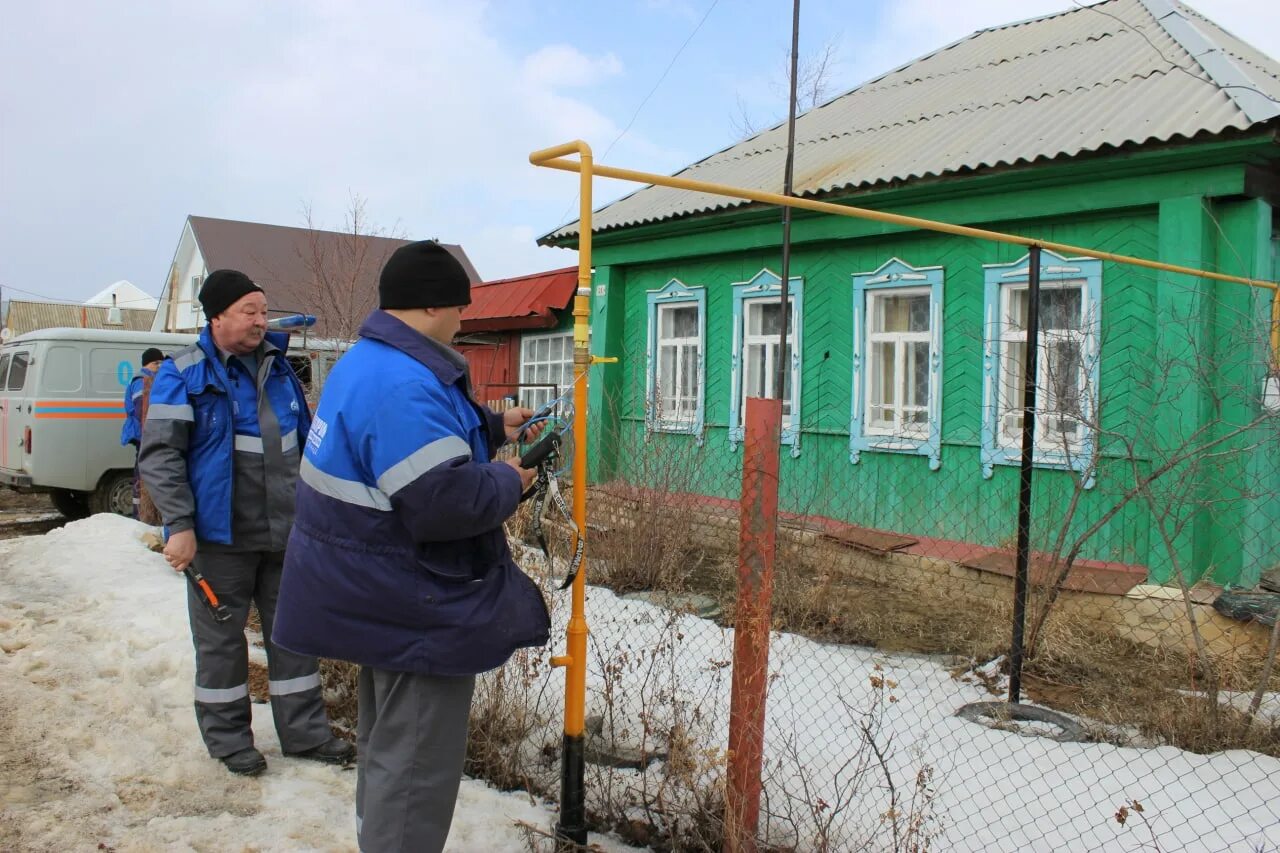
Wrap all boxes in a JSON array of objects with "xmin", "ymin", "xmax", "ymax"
[{"xmin": 0, "ymin": 354, "xmax": 10, "ymax": 389}]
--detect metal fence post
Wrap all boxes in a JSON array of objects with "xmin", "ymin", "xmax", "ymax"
[
  {"xmin": 726, "ymin": 396, "xmax": 781, "ymax": 853},
  {"xmin": 1009, "ymin": 244, "xmax": 1043, "ymax": 704}
]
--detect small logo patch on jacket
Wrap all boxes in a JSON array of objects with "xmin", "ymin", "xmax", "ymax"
[{"xmin": 306, "ymin": 417, "xmax": 327, "ymax": 454}]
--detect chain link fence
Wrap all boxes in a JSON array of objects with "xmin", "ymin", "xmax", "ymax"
[{"xmin": 446, "ymin": 233, "xmax": 1280, "ymax": 853}]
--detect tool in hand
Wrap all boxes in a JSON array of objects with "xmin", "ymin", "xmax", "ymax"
[
  {"xmin": 516, "ymin": 399, "xmax": 560, "ymax": 443},
  {"xmin": 183, "ymin": 566, "xmax": 232, "ymax": 622}
]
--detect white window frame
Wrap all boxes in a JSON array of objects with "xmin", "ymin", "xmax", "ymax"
[
  {"xmin": 981, "ymin": 250, "xmax": 1101, "ymax": 486},
  {"xmin": 850, "ymin": 258, "xmax": 944, "ymax": 468},
  {"xmin": 645, "ymin": 279, "xmax": 705, "ymax": 436},
  {"xmin": 997, "ymin": 283, "xmax": 1088, "ymax": 452},
  {"xmin": 519, "ymin": 330, "xmax": 573, "ymax": 414},
  {"xmin": 729, "ymin": 269, "xmax": 803, "ymax": 453},
  {"xmin": 866, "ymin": 287, "xmax": 931, "ymax": 437}
]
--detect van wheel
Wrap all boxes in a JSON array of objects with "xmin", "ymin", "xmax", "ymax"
[
  {"xmin": 50, "ymin": 489, "xmax": 90, "ymax": 520},
  {"xmin": 89, "ymin": 471, "xmax": 135, "ymax": 517}
]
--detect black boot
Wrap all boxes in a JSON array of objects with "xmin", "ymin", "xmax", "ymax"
[
  {"xmin": 285, "ymin": 737, "xmax": 355, "ymax": 766},
  {"xmin": 221, "ymin": 747, "xmax": 267, "ymax": 776}
]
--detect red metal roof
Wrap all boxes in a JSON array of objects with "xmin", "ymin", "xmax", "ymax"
[{"xmin": 460, "ymin": 267, "xmax": 577, "ymax": 333}]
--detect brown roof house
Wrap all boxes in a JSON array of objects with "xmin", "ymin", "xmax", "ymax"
[{"xmin": 153, "ymin": 215, "xmax": 481, "ymax": 340}]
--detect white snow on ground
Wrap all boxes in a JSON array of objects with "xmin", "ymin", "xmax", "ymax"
[
  {"xmin": 0, "ymin": 515, "xmax": 638, "ymax": 852},
  {"xmin": 516, "ymin": 544, "xmax": 1280, "ymax": 853},
  {"xmin": 4, "ymin": 516, "xmax": 1280, "ymax": 851}
]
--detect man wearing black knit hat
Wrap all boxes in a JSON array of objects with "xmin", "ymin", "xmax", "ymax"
[
  {"xmin": 139, "ymin": 268, "xmax": 352, "ymax": 777},
  {"xmin": 274, "ymin": 241, "xmax": 552, "ymax": 852}
]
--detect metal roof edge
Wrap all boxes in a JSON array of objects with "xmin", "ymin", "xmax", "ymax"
[
  {"xmin": 474, "ymin": 266, "xmax": 578, "ymax": 287},
  {"xmin": 576, "ymin": 132, "xmax": 1273, "ymax": 250},
  {"xmin": 1139, "ymin": 0, "xmax": 1280, "ymax": 123}
]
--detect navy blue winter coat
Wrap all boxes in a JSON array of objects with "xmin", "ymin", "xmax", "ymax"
[{"xmin": 272, "ymin": 311, "xmax": 550, "ymax": 676}]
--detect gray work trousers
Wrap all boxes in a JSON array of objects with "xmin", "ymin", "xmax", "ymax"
[
  {"xmin": 355, "ymin": 667, "xmax": 476, "ymax": 853},
  {"xmin": 188, "ymin": 548, "xmax": 332, "ymax": 758}
]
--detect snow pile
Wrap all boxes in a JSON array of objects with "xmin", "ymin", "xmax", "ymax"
[{"xmin": 0, "ymin": 515, "xmax": 635, "ymax": 852}]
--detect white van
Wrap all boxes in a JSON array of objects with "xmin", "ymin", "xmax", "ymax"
[{"xmin": 0, "ymin": 328, "xmax": 199, "ymax": 517}]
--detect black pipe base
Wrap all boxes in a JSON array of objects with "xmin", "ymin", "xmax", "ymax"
[{"xmin": 556, "ymin": 733, "xmax": 587, "ymax": 847}]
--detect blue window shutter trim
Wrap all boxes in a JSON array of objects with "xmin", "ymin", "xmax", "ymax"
[
  {"xmin": 850, "ymin": 258, "xmax": 944, "ymax": 469},
  {"xmin": 729, "ymin": 269, "xmax": 803, "ymax": 454},
  {"xmin": 645, "ymin": 279, "xmax": 707, "ymax": 442},
  {"xmin": 981, "ymin": 250, "xmax": 1101, "ymax": 488},
  {"xmin": 980, "ymin": 275, "xmax": 1001, "ymax": 480}
]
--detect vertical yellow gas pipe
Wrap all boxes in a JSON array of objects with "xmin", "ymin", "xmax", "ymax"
[
  {"xmin": 532, "ymin": 140, "xmax": 593, "ymax": 846},
  {"xmin": 1272, "ymin": 289, "xmax": 1280, "ymax": 374}
]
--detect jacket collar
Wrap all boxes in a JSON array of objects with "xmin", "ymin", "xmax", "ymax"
[
  {"xmin": 357, "ymin": 310, "xmax": 466, "ymax": 386},
  {"xmin": 197, "ymin": 325, "xmax": 287, "ymax": 364}
]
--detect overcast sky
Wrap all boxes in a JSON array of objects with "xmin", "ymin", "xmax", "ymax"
[{"xmin": 1, "ymin": 0, "xmax": 1276, "ymax": 306}]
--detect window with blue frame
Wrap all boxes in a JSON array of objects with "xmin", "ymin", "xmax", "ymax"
[
  {"xmin": 729, "ymin": 269, "xmax": 803, "ymax": 452},
  {"xmin": 850, "ymin": 259, "xmax": 944, "ymax": 469},
  {"xmin": 981, "ymin": 250, "xmax": 1102, "ymax": 485},
  {"xmin": 645, "ymin": 280, "xmax": 706, "ymax": 435}
]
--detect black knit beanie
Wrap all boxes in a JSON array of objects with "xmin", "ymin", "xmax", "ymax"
[
  {"xmin": 379, "ymin": 241, "xmax": 472, "ymax": 309},
  {"xmin": 140, "ymin": 348, "xmax": 164, "ymax": 366},
  {"xmin": 199, "ymin": 269, "xmax": 263, "ymax": 319}
]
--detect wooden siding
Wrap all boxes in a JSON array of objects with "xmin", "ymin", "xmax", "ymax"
[{"xmin": 583, "ymin": 162, "xmax": 1278, "ymax": 587}]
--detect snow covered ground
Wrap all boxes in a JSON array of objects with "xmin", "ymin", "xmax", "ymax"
[
  {"xmin": 4, "ymin": 515, "xmax": 1280, "ymax": 851},
  {"xmin": 0, "ymin": 515, "xmax": 637, "ymax": 852}
]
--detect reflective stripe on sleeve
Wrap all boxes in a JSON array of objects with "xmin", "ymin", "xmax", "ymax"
[
  {"xmin": 376, "ymin": 435, "xmax": 472, "ymax": 497},
  {"xmin": 299, "ymin": 457, "xmax": 392, "ymax": 511},
  {"xmin": 172, "ymin": 349, "xmax": 206, "ymax": 371},
  {"xmin": 147, "ymin": 403, "xmax": 194, "ymax": 421}
]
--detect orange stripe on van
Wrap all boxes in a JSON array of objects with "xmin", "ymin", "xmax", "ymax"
[
  {"xmin": 34, "ymin": 413, "xmax": 125, "ymax": 420},
  {"xmin": 36, "ymin": 400, "xmax": 124, "ymax": 407}
]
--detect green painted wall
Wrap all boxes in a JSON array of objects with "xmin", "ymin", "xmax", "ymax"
[{"xmin": 581, "ymin": 148, "xmax": 1277, "ymax": 585}]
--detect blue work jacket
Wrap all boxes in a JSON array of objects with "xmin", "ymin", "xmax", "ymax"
[
  {"xmin": 142, "ymin": 326, "xmax": 310, "ymax": 543},
  {"xmin": 120, "ymin": 366, "xmax": 155, "ymax": 447},
  {"xmin": 272, "ymin": 310, "xmax": 550, "ymax": 676}
]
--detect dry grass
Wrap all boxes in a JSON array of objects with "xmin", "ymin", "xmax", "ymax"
[
  {"xmin": 1019, "ymin": 614, "xmax": 1280, "ymax": 756},
  {"xmin": 584, "ymin": 509, "xmax": 1280, "ymax": 760},
  {"xmin": 320, "ymin": 659, "xmax": 360, "ymax": 741},
  {"xmin": 465, "ymin": 658, "xmax": 553, "ymax": 794},
  {"xmin": 678, "ymin": 541, "xmax": 1010, "ymax": 662}
]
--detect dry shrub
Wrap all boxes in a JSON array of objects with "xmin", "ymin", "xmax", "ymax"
[
  {"xmin": 1022, "ymin": 611, "xmax": 1280, "ymax": 756},
  {"xmin": 708, "ymin": 536, "xmax": 1009, "ymax": 661},
  {"xmin": 320, "ymin": 658, "xmax": 360, "ymax": 740},
  {"xmin": 591, "ymin": 519, "xmax": 708, "ymax": 594},
  {"xmin": 465, "ymin": 649, "xmax": 556, "ymax": 794}
]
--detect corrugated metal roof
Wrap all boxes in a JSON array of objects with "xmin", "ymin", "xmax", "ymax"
[
  {"xmin": 4, "ymin": 300, "xmax": 155, "ymax": 336},
  {"xmin": 544, "ymin": 0, "xmax": 1280, "ymax": 242},
  {"xmin": 460, "ymin": 267, "xmax": 576, "ymax": 332}
]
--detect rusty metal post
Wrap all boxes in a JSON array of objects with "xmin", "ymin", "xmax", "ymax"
[{"xmin": 725, "ymin": 396, "xmax": 781, "ymax": 853}]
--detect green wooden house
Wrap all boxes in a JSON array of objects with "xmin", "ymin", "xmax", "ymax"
[{"xmin": 542, "ymin": 0, "xmax": 1280, "ymax": 587}]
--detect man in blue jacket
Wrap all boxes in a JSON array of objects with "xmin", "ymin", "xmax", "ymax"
[
  {"xmin": 139, "ymin": 269, "xmax": 353, "ymax": 777},
  {"xmin": 273, "ymin": 241, "xmax": 551, "ymax": 852},
  {"xmin": 122, "ymin": 347, "xmax": 164, "ymax": 518}
]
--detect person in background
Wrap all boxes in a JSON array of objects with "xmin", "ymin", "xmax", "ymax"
[
  {"xmin": 138, "ymin": 269, "xmax": 353, "ymax": 777},
  {"xmin": 272, "ymin": 241, "xmax": 551, "ymax": 852},
  {"xmin": 122, "ymin": 347, "xmax": 164, "ymax": 518}
]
